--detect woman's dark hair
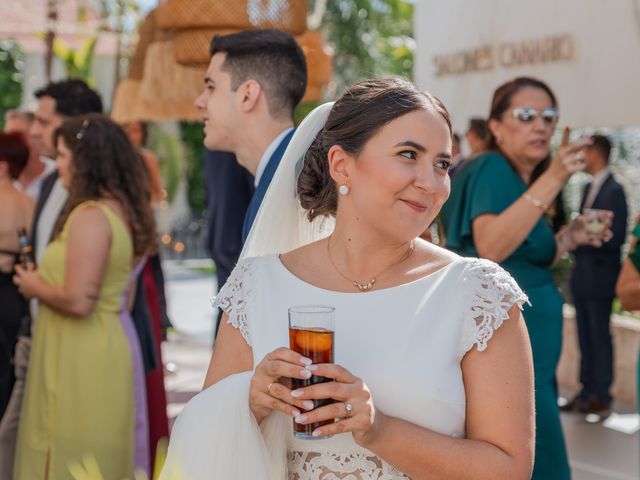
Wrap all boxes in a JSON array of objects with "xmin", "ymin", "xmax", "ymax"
[
  {"xmin": 0, "ymin": 132, "xmax": 29, "ymax": 179},
  {"xmin": 467, "ymin": 118, "xmax": 488, "ymax": 140},
  {"xmin": 139, "ymin": 121, "xmax": 149, "ymax": 146},
  {"xmin": 53, "ymin": 113, "xmax": 156, "ymax": 255},
  {"xmin": 298, "ymin": 78, "xmax": 452, "ymax": 221},
  {"xmin": 487, "ymin": 76, "xmax": 557, "ymax": 151}
]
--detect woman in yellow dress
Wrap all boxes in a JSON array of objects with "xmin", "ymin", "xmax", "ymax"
[{"xmin": 12, "ymin": 114, "xmax": 156, "ymax": 479}]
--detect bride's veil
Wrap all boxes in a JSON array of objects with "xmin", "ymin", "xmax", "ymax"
[
  {"xmin": 240, "ymin": 102, "xmax": 336, "ymax": 477},
  {"xmin": 240, "ymin": 102, "xmax": 336, "ymax": 260},
  {"xmin": 160, "ymin": 103, "xmax": 339, "ymax": 480}
]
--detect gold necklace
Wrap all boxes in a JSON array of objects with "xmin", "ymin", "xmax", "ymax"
[{"xmin": 327, "ymin": 236, "xmax": 415, "ymax": 292}]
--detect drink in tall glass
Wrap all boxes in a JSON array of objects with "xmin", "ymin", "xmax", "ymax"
[{"xmin": 288, "ymin": 306, "xmax": 335, "ymax": 440}]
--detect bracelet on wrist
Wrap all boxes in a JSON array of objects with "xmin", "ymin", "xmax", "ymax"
[{"xmin": 523, "ymin": 193, "xmax": 548, "ymax": 211}]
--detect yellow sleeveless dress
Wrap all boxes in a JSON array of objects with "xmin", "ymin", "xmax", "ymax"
[{"xmin": 14, "ymin": 201, "xmax": 135, "ymax": 480}]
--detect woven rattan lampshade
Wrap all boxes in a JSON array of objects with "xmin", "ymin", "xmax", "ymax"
[
  {"xmin": 156, "ymin": 0, "xmax": 307, "ymax": 35},
  {"xmin": 141, "ymin": 40, "xmax": 206, "ymax": 102},
  {"xmin": 297, "ymin": 30, "xmax": 333, "ymax": 87},
  {"xmin": 112, "ymin": 78, "xmax": 201, "ymax": 123},
  {"xmin": 128, "ymin": 9, "xmax": 157, "ymax": 80},
  {"xmin": 171, "ymin": 28, "xmax": 333, "ymax": 99},
  {"xmin": 173, "ymin": 28, "xmax": 238, "ymax": 66},
  {"xmin": 114, "ymin": 2, "xmax": 333, "ymax": 120}
]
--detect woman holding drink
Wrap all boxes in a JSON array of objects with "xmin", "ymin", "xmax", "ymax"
[
  {"xmin": 441, "ymin": 77, "xmax": 613, "ymax": 479},
  {"xmin": 161, "ymin": 78, "xmax": 535, "ymax": 479},
  {"xmin": 12, "ymin": 115, "xmax": 156, "ymax": 479}
]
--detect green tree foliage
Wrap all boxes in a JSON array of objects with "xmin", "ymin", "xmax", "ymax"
[
  {"xmin": 179, "ymin": 122, "xmax": 206, "ymax": 215},
  {"xmin": 316, "ymin": 0, "xmax": 414, "ymax": 94},
  {"xmin": 147, "ymin": 125, "xmax": 184, "ymax": 204},
  {"xmin": 0, "ymin": 41, "xmax": 24, "ymax": 130},
  {"xmin": 51, "ymin": 37, "xmax": 97, "ymax": 82}
]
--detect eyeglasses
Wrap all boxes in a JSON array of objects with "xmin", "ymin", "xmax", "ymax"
[{"xmin": 511, "ymin": 107, "xmax": 559, "ymax": 124}]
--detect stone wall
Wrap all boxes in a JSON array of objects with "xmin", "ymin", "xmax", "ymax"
[{"xmin": 557, "ymin": 305, "xmax": 640, "ymax": 407}]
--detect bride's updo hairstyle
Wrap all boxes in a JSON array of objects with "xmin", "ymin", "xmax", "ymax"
[{"xmin": 297, "ymin": 77, "xmax": 452, "ymax": 221}]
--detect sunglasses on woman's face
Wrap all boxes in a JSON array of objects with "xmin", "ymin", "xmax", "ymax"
[{"xmin": 511, "ymin": 107, "xmax": 559, "ymax": 124}]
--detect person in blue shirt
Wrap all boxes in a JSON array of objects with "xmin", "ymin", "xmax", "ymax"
[{"xmin": 194, "ymin": 29, "xmax": 307, "ymax": 242}]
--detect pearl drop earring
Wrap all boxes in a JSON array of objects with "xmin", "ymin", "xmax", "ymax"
[{"xmin": 338, "ymin": 183, "xmax": 349, "ymax": 195}]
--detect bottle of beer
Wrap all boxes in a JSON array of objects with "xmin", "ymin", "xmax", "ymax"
[{"xmin": 17, "ymin": 227, "xmax": 36, "ymax": 271}]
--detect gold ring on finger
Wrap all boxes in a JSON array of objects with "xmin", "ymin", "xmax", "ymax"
[
  {"xmin": 267, "ymin": 382, "xmax": 275, "ymax": 395},
  {"xmin": 344, "ymin": 402, "xmax": 353, "ymax": 418}
]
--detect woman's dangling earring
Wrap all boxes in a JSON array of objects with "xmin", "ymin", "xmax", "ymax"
[{"xmin": 338, "ymin": 183, "xmax": 349, "ymax": 195}]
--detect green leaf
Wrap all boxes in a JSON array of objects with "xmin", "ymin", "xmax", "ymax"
[
  {"xmin": 76, "ymin": 36, "xmax": 97, "ymax": 68},
  {"xmin": 52, "ymin": 38, "xmax": 72, "ymax": 61}
]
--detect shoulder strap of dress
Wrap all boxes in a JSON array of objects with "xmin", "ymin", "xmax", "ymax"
[
  {"xmin": 459, "ymin": 258, "xmax": 529, "ymax": 356},
  {"xmin": 66, "ymin": 200, "xmax": 129, "ymax": 238},
  {"xmin": 212, "ymin": 257, "xmax": 260, "ymax": 347},
  {"xmin": 65, "ymin": 200, "xmax": 101, "ymax": 224}
]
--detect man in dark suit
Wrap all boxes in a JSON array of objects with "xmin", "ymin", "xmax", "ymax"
[
  {"xmin": 203, "ymin": 150, "xmax": 254, "ymax": 335},
  {"xmin": 194, "ymin": 29, "xmax": 307, "ymax": 242},
  {"xmin": 565, "ymin": 135, "xmax": 628, "ymax": 416},
  {"xmin": 0, "ymin": 79, "xmax": 103, "ymax": 478}
]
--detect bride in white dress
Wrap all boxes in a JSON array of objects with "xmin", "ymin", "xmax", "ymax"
[{"xmin": 160, "ymin": 78, "xmax": 535, "ymax": 479}]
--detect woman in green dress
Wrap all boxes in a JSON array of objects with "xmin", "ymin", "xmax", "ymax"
[
  {"xmin": 12, "ymin": 114, "xmax": 156, "ymax": 479},
  {"xmin": 616, "ymin": 217, "xmax": 640, "ymax": 310},
  {"xmin": 442, "ymin": 77, "xmax": 612, "ymax": 479},
  {"xmin": 615, "ymin": 216, "xmax": 640, "ymax": 415}
]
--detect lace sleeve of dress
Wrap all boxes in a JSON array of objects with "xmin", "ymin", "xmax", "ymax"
[
  {"xmin": 459, "ymin": 258, "xmax": 529, "ymax": 355},
  {"xmin": 211, "ymin": 258, "xmax": 257, "ymax": 347}
]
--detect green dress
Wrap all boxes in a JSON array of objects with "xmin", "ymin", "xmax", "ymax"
[
  {"xmin": 628, "ymin": 223, "xmax": 640, "ymax": 416},
  {"xmin": 14, "ymin": 201, "xmax": 135, "ymax": 480},
  {"xmin": 442, "ymin": 152, "xmax": 570, "ymax": 480}
]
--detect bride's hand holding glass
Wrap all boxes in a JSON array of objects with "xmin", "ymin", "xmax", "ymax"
[
  {"xmin": 249, "ymin": 347, "xmax": 317, "ymax": 424},
  {"xmin": 290, "ymin": 363, "xmax": 380, "ymax": 445}
]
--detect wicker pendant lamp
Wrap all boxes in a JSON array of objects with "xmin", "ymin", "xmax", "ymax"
[{"xmin": 113, "ymin": 1, "xmax": 333, "ymax": 121}]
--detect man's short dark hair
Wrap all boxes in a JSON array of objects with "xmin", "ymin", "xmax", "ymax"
[
  {"xmin": 34, "ymin": 79, "xmax": 103, "ymax": 117},
  {"xmin": 590, "ymin": 134, "xmax": 612, "ymax": 164},
  {"xmin": 467, "ymin": 117, "xmax": 488, "ymax": 140},
  {"xmin": 210, "ymin": 29, "xmax": 307, "ymax": 120}
]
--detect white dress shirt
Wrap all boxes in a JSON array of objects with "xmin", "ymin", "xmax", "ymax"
[
  {"xmin": 583, "ymin": 167, "xmax": 610, "ymax": 210},
  {"xmin": 30, "ymin": 177, "xmax": 69, "ymax": 324},
  {"xmin": 254, "ymin": 127, "xmax": 294, "ymax": 187},
  {"xmin": 13, "ymin": 158, "xmax": 56, "ymax": 201}
]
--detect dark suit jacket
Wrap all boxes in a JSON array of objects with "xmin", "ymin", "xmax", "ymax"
[
  {"xmin": 30, "ymin": 170, "xmax": 59, "ymax": 250},
  {"xmin": 571, "ymin": 173, "xmax": 628, "ymax": 298},
  {"xmin": 20, "ymin": 169, "xmax": 59, "ymax": 337},
  {"xmin": 242, "ymin": 129, "xmax": 296, "ymax": 241},
  {"xmin": 204, "ymin": 150, "xmax": 254, "ymax": 288}
]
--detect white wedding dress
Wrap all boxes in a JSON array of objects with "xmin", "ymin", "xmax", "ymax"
[{"xmin": 159, "ymin": 252, "xmax": 527, "ymax": 480}]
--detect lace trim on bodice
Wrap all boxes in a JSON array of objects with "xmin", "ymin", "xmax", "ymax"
[
  {"xmin": 287, "ymin": 450, "xmax": 409, "ymax": 480},
  {"xmin": 460, "ymin": 258, "xmax": 529, "ymax": 355},
  {"xmin": 212, "ymin": 258, "xmax": 256, "ymax": 346}
]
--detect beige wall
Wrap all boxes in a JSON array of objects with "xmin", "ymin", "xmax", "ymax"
[{"xmin": 414, "ymin": 0, "xmax": 640, "ymax": 129}]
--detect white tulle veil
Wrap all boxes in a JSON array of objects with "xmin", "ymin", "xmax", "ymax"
[
  {"xmin": 240, "ymin": 101, "xmax": 336, "ymax": 260},
  {"xmin": 160, "ymin": 103, "xmax": 337, "ymax": 480}
]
